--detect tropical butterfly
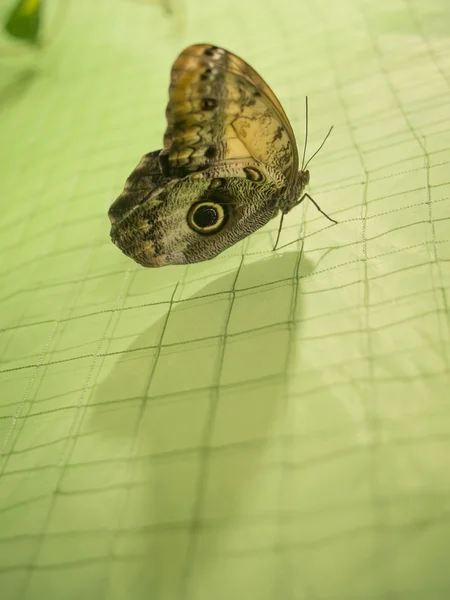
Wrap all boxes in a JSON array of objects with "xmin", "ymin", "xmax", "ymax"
[{"xmin": 108, "ymin": 43, "xmax": 336, "ymax": 267}]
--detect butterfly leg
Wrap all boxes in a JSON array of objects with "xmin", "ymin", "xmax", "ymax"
[
  {"xmin": 272, "ymin": 213, "xmax": 285, "ymax": 251},
  {"xmin": 272, "ymin": 194, "xmax": 337, "ymax": 252},
  {"xmin": 296, "ymin": 193, "xmax": 338, "ymax": 225}
]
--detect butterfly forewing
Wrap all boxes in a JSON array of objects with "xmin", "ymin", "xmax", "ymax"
[{"xmin": 159, "ymin": 44, "xmax": 299, "ymax": 187}]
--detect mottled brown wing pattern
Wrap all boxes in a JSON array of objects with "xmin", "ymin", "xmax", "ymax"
[{"xmin": 159, "ymin": 44, "xmax": 298, "ymax": 187}]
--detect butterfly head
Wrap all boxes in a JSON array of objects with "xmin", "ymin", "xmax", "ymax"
[
  {"xmin": 278, "ymin": 168, "xmax": 310, "ymax": 214},
  {"xmin": 296, "ymin": 168, "xmax": 310, "ymax": 201},
  {"xmin": 298, "ymin": 169, "xmax": 310, "ymax": 189}
]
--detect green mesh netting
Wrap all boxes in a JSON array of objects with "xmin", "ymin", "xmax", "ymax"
[{"xmin": 0, "ymin": 0, "xmax": 449, "ymax": 598}]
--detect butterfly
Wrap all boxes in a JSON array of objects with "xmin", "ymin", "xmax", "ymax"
[{"xmin": 108, "ymin": 43, "xmax": 336, "ymax": 267}]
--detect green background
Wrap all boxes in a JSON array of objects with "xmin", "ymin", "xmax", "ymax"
[{"xmin": 1, "ymin": 0, "xmax": 449, "ymax": 598}]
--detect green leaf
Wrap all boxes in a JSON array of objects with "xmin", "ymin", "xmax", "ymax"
[{"xmin": 4, "ymin": 0, "xmax": 43, "ymax": 45}]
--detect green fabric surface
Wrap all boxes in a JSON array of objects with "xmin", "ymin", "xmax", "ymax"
[{"xmin": 0, "ymin": 0, "xmax": 449, "ymax": 598}]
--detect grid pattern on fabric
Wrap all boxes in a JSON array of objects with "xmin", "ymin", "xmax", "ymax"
[{"xmin": 0, "ymin": 0, "xmax": 449, "ymax": 599}]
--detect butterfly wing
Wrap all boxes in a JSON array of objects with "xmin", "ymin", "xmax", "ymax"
[{"xmin": 159, "ymin": 44, "xmax": 299, "ymax": 189}]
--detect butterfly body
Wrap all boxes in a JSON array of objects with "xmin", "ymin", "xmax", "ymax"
[{"xmin": 109, "ymin": 44, "xmax": 322, "ymax": 267}]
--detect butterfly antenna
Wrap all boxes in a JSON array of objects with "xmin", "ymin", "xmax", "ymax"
[
  {"xmin": 303, "ymin": 125, "xmax": 334, "ymax": 171},
  {"xmin": 300, "ymin": 96, "xmax": 309, "ymax": 171}
]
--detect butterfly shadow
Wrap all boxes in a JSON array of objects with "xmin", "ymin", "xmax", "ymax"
[
  {"xmin": 0, "ymin": 66, "xmax": 39, "ymax": 112},
  {"xmin": 89, "ymin": 249, "xmax": 314, "ymax": 598}
]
